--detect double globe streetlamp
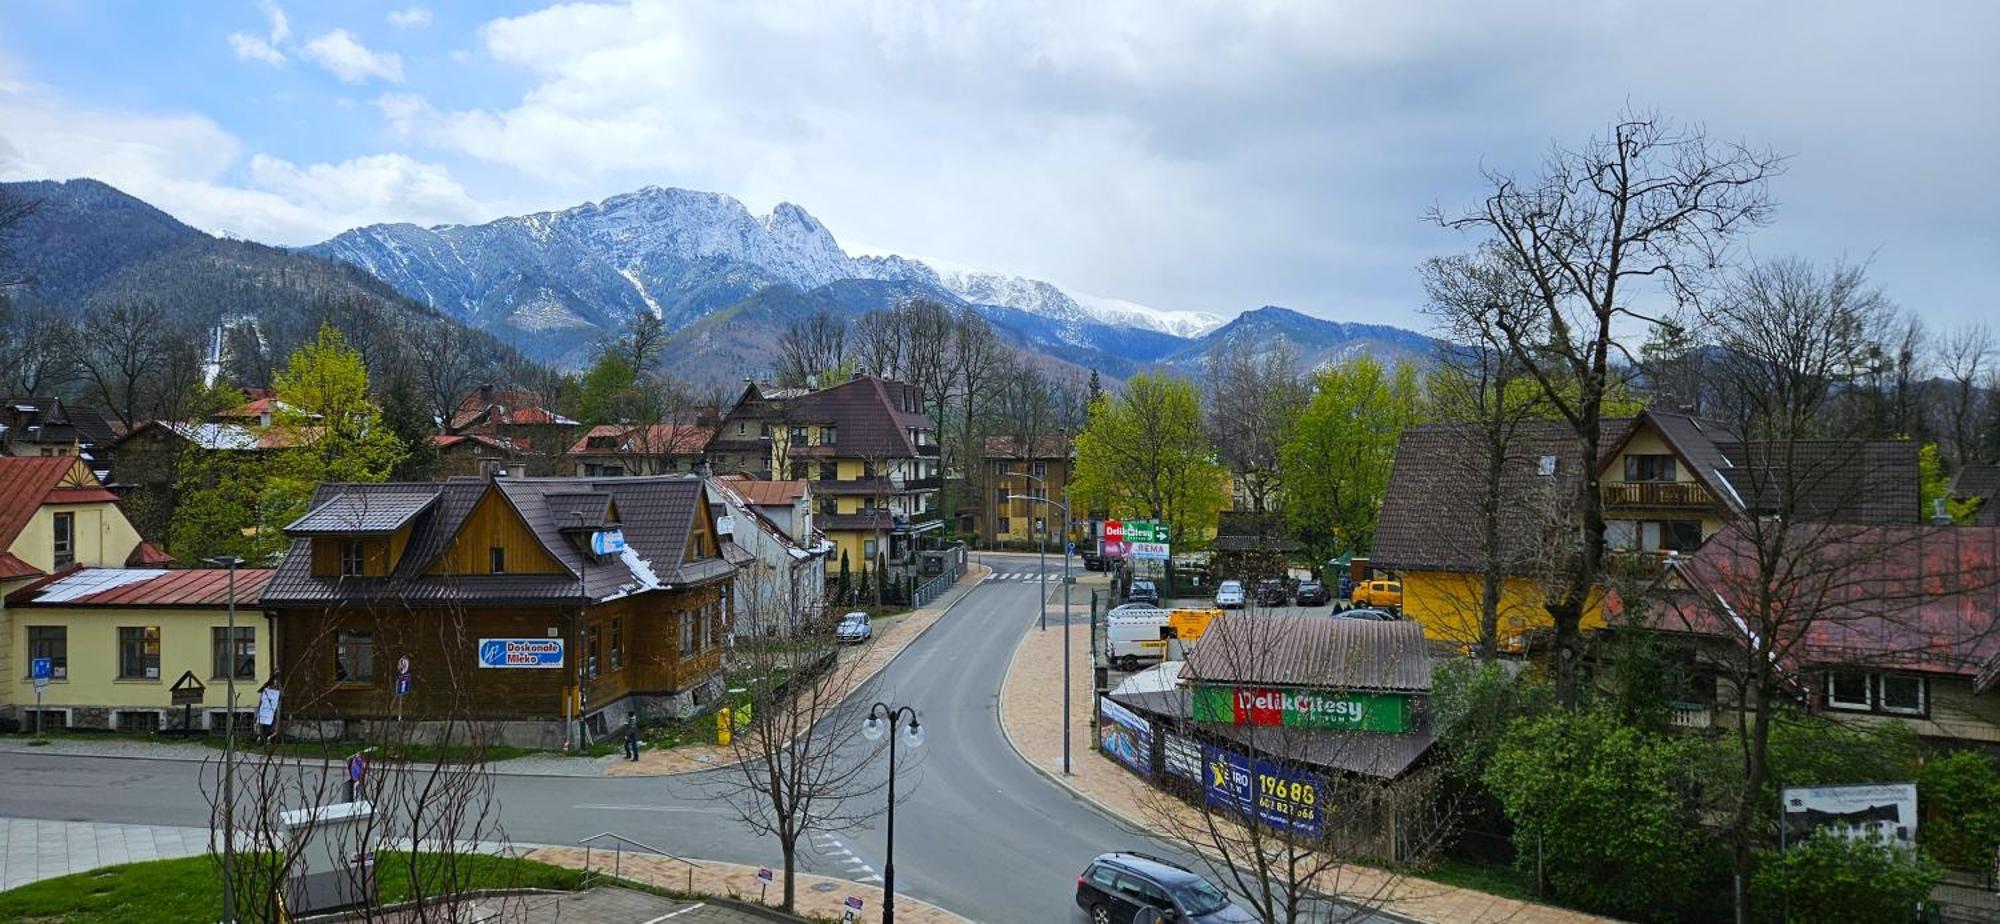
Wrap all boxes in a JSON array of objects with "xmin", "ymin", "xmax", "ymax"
[{"xmin": 862, "ymin": 702, "xmax": 925, "ymax": 924}]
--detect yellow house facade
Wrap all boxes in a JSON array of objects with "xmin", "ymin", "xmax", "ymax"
[
  {"xmin": 763, "ymin": 376, "xmax": 940, "ymax": 578},
  {"xmin": 7, "ymin": 568, "xmax": 272, "ymax": 731}
]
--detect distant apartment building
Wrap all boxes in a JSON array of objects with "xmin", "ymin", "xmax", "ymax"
[
  {"xmin": 769, "ymin": 375, "xmax": 940, "ymax": 576},
  {"xmin": 975, "ymin": 434, "xmax": 1074, "ymax": 547}
]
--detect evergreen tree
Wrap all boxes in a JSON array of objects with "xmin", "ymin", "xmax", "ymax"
[{"xmin": 836, "ymin": 550, "xmax": 852, "ymax": 604}]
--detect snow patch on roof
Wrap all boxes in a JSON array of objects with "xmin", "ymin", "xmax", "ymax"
[{"xmin": 33, "ymin": 569, "xmax": 169, "ymax": 603}]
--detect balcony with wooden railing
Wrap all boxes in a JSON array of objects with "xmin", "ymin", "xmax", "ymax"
[{"xmin": 1601, "ymin": 480, "xmax": 1716, "ymax": 509}]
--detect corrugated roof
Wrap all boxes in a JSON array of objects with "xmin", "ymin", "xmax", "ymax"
[
  {"xmin": 1954, "ymin": 462, "xmax": 2000, "ymax": 526},
  {"xmin": 9, "ymin": 567, "xmax": 273, "ymax": 607},
  {"xmin": 287, "ymin": 491, "xmax": 440, "ymax": 535},
  {"xmin": 1373, "ymin": 420, "xmax": 1609, "ymax": 574},
  {"xmin": 1182, "ymin": 614, "xmax": 1432, "ymax": 692}
]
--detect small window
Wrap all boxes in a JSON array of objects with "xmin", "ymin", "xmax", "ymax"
[
  {"xmin": 1087, "ymin": 865, "xmax": 1118, "ymax": 889},
  {"xmin": 1033, "ymin": 461, "xmax": 1047, "ymax": 478},
  {"xmin": 1623, "ymin": 454, "xmax": 1678, "ymax": 483},
  {"xmin": 211, "ymin": 627, "xmax": 256, "ymax": 680},
  {"xmin": 115, "ymin": 710, "xmax": 161, "ymax": 733},
  {"xmin": 998, "ymin": 517, "xmax": 1011, "ymax": 533},
  {"xmin": 340, "ymin": 540, "xmax": 364, "ymax": 577},
  {"xmin": 52, "ymin": 512, "xmax": 75, "ymax": 569},
  {"xmin": 679, "ymin": 612, "xmax": 694, "ymax": 653},
  {"xmin": 820, "ymin": 463, "xmax": 838, "ymax": 481},
  {"xmin": 1880, "ymin": 675, "xmax": 1926, "ymax": 715},
  {"xmin": 118, "ymin": 627, "xmax": 161, "ymax": 680},
  {"xmin": 996, "ymin": 488, "xmax": 1010, "ymax": 507},
  {"xmin": 610, "ymin": 617, "xmax": 624, "ymax": 671},
  {"xmin": 27, "ymin": 626, "xmax": 67, "ymax": 679},
  {"xmin": 864, "ymin": 538, "xmax": 878, "ymax": 559},
  {"xmin": 790, "ymin": 425, "xmax": 807, "ymax": 443},
  {"xmin": 1537, "ymin": 455, "xmax": 1557, "ymax": 477},
  {"xmin": 737, "ymin": 422, "xmax": 746, "ymax": 435},
  {"xmin": 587, "ymin": 624, "xmax": 601, "ymax": 679},
  {"xmin": 334, "ymin": 631, "xmax": 376, "ymax": 683},
  {"xmin": 489, "ymin": 546, "xmax": 507, "ymax": 574},
  {"xmin": 821, "ymin": 425, "xmax": 837, "ymax": 445},
  {"xmin": 1827, "ymin": 671, "xmax": 1870, "ymax": 710}
]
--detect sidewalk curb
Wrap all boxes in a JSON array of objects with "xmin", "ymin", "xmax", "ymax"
[{"xmin": 991, "ymin": 614, "xmax": 1432, "ymax": 924}]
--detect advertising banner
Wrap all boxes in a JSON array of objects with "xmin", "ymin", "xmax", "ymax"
[
  {"xmin": 1163, "ymin": 732, "xmax": 1204, "ymax": 782},
  {"xmin": 1190, "ymin": 684, "xmax": 1411, "ymax": 733},
  {"xmin": 1782, "ymin": 783, "xmax": 1918, "ymax": 847},
  {"xmin": 1098, "ymin": 697, "xmax": 1154, "ymax": 777},
  {"xmin": 1124, "ymin": 521, "xmax": 1171, "ymax": 543},
  {"xmin": 477, "ymin": 638, "xmax": 566, "ymax": 669},
  {"xmin": 1132, "ymin": 541, "xmax": 1171, "ymax": 561},
  {"xmin": 1203, "ymin": 744, "xmax": 1323, "ymax": 838}
]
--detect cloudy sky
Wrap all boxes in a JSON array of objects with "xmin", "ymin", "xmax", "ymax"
[{"xmin": 2, "ymin": 1, "xmax": 1995, "ymax": 329}]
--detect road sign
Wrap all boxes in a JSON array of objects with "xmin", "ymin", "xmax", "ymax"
[
  {"xmin": 757, "ymin": 867, "xmax": 774, "ymax": 883},
  {"xmin": 394, "ymin": 674, "xmax": 412, "ymax": 696},
  {"xmin": 843, "ymin": 896, "xmax": 865, "ymax": 921},
  {"xmin": 396, "ymin": 656, "xmax": 411, "ymax": 676},
  {"xmin": 1066, "ymin": 541, "xmax": 1077, "ymax": 556},
  {"xmin": 169, "ymin": 670, "xmax": 207, "ymax": 706},
  {"xmin": 30, "ymin": 657, "xmax": 51, "ymax": 692},
  {"xmin": 347, "ymin": 753, "xmax": 367, "ymax": 783}
]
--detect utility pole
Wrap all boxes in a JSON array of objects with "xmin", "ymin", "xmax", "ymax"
[{"xmin": 204, "ymin": 555, "xmax": 244, "ymax": 924}]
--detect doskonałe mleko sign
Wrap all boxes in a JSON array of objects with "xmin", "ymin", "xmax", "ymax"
[
  {"xmin": 477, "ymin": 638, "xmax": 566, "ymax": 668},
  {"xmin": 1190, "ymin": 684, "xmax": 1411, "ymax": 733}
]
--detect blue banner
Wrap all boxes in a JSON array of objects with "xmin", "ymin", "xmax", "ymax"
[
  {"xmin": 1202, "ymin": 744, "xmax": 1324, "ymax": 838},
  {"xmin": 477, "ymin": 638, "xmax": 565, "ymax": 669},
  {"xmin": 1098, "ymin": 697, "xmax": 1153, "ymax": 778}
]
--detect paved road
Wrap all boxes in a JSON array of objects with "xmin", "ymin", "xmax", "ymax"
[{"xmin": 0, "ymin": 553, "xmax": 1372, "ymax": 922}]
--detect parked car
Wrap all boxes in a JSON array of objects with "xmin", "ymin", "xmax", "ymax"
[
  {"xmin": 1253, "ymin": 578, "xmax": 1289, "ymax": 607},
  {"xmin": 1126, "ymin": 579, "xmax": 1161, "ymax": 606},
  {"xmin": 1351, "ymin": 578, "xmax": 1403, "ymax": 610},
  {"xmin": 1337, "ymin": 607, "xmax": 1398, "ymax": 621},
  {"xmin": 835, "ymin": 611, "xmax": 872, "ymax": 643},
  {"xmin": 1294, "ymin": 580, "xmax": 1330, "ymax": 606},
  {"xmin": 1082, "ymin": 547, "xmax": 1106, "ymax": 571},
  {"xmin": 1076, "ymin": 852, "xmax": 1253, "ymax": 924},
  {"xmin": 1214, "ymin": 580, "xmax": 1246, "ymax": 609}
]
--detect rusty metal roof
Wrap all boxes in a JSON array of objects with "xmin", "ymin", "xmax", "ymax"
[
  {"xmin": 1182, "ymin": 614, "xmax": 1432, "ymax": 692},
  {"xmin": 9, "ymin": 567, "xmax": 273, "ymax": 607}
]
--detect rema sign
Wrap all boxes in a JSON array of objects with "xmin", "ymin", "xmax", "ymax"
[{"xmin": 1190, "ymin": 684, "xmax": 1410, "ymax": 733}]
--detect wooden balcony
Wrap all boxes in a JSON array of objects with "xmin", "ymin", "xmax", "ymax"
[{"xmin": 1601, "ymin": 481, "xmax": 1714, "ymax": 509}]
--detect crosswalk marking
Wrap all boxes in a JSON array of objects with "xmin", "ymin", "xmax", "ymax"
[{"xmin": 987, "ymin": 572, "xmax": 1063, "ymax": 582}]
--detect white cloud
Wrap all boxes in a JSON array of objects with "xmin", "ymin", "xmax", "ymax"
[
  {"xmin": 301, "ymin": 29, "xmax": 404, "ymax": 84},
  {"xmin": 228, "ymin": 2, "xmax": 291, "ymax": 67},
  {"xmin": 387, "ymin": 7, "xmax": 432, "ymax": 28}
]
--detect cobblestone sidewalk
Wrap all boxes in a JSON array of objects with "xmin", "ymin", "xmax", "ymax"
[
  {"xmin": 996, "ymin": 601, "xmax": 1616, "ymax": 924},
  {"xmin": 605, "ymin": 564, "xmax": 991, "ymax": 777}
]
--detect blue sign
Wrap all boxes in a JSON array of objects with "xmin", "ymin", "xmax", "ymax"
[
  {"xmin": 478, "ymin": 638, "xmax": 565, "ymax": 669},
  {"xmin": 30, "ymin": 657, "xmax": 52, "ymax": 680},
  {"xmin": 347, "ymin": 754, "xmax": 366, "ymax": 782},
  {"xmin": 590, "ymin": 529, "xmax": 626, "ymax": 556},
  {"xmin": 1202, "ymin": 744, "xmax": 1323, "ymax": 838},
  {"xmin": 1066, "ymin": 541, "xmax": 1077, "ymax": 556},
  {"xmin": 394, "ymin": 674, "xmax": 412, "ymax": 696}
]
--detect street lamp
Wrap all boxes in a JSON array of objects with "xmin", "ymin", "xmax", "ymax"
[
  {"xmin": 862, "ymin": 703, "xmax": 925, "ymax": 924},
  {"xmin": 204, "ymin": 554, "xmax": 245, "ymax": 924},
  {"xmin": 1007, "ymin": 491, "xmax": 1073, "ymax": 777}
]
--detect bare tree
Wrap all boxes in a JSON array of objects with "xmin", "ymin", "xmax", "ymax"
[
  {"xmin": 0, "ymin": 298, "xmax": 79, "ymax": 396},
  {"xmin": 1205, "ymin": 342, "xmax": 1307, "ymax": 514},
  {"xmin": 1939, "ymin": 322, "xmax": 1992, "ymax": 467},
  {"xmin": 776, "ymin": 308, "xmax": 848, "ymax": 388},
  {"xmin": 77, "ymin": 301, "xmax": 176, "ymax": 427},
  {"xmin": 710, "ymin": 587, "xmax": 888, "ymax": 913},
  {"xmin": 410, "ymin": 319, "xmax": 485, "ymax": 430},
  {"xmin": 1429, "ymin": 111, "xmax": 1782, "ymax": 708}
]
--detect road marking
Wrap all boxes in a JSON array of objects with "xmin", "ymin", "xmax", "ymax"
[
  {"xmin": 645, "ymin": 904, "xmax": 706, "ymax": 922},
  {"xmin": 861, "ymin": 874, "xmax": 883, "ymax": 883},
  {"xmin": 571, "ymin": 803, "xmax": 727, "ymax": 815}
]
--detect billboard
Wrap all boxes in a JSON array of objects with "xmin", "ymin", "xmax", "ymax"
[
  {"xmin": 1163, "ymin": 732, "xmax": 1204, "ymax": 782},
  {"xmin": 1131, "ymin": 541, "xmax": 1171, "ymax": 561},
  {"xmin": 477, "ymin": 638, "xmax": 566, "ymax": 669},
  {"xmin": 1203, "ymin": 744, "xmax": 1323, "ymax": 838},
  {"xmin": 1098, "ymin": 697, "xmax": 1154, "ymax": 777},
  {"xmin": 1782, "ymin": 783, "xmax": 1918, "ymax": 847},
  {"xmin": 1190, "ymin": 685, "xmax": 1412, "ymax": 733}
]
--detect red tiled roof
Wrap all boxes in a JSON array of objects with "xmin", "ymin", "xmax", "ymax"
[
  {"xmin": 7, "ymin": 567, "xmax": 273, "ymax": 607},
  {"xmin": 125, "ymin": 540, "xmax": 176, "ymax": 567},
  {"xmin": 0, "ymin": 456, "xmax": 111, "ymax": 555},
  {"xmin": 725, "ymin": 478, "xmax": 809, "ymax": 506},
  {"xmin": 0, "ymin": 551, "xmax": 40, "ymax": 580},
  {"xmin": 567, "ymin": 423, "xmax": 711, "ymax": 456}
]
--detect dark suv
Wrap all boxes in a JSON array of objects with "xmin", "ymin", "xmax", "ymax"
[
  {"xmin": 1076, "ymin": 852, "xmax": 1252, "ymax": 923},
  {"xmin": 1253, "ymin": 578, "xmax": 1289, "ymax": 607},
  {"xmin": 1126, "ymin": 579, "xmax": 1161, "ymax": 606}
]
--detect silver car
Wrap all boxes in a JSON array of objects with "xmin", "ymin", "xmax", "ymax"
[
  {"xmin": 1214, "ymin": 580, "xmax": 1246, "ymax": 609},
  {"xmin": 835, "ymin": 611, "xmax": 872, "ymax": 643}
]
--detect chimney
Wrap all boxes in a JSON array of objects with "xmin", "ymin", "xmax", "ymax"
[
  {"xmin": 479, "ymin": 383, "xmax": 496, "ymax": 404},
  {"xmin": 1932, "ymin": 498, "xmax": 1952, "ymax": 526}
]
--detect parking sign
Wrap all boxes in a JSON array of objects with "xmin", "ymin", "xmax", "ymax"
[{"xmin": 30, "ymin": 657, "xmax": 52, "ymax": 691}]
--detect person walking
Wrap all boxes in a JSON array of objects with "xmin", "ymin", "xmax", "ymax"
[
  {"xmin": 623, "ymin": 718, "xmax": 641, "ymax": 761},
  {"xmin": 255, "ymin": 677, "xmax": 282, "ymax": 743}
]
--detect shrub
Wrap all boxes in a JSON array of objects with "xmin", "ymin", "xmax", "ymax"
[
  {"xmin": 1918, "ymin": 749, "xmax": 2000, "ymax": 869},
  {"xmin": 1751, "ymin": 831, "xmax": 1940, "ymax": 923}
]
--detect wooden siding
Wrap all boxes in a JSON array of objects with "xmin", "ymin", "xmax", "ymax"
[
  {"xmin": 1825, "ymin": 675, "xmax": 2000, "ymax": 745},
  {"xmin": 685, "ymin": 493, "xmax": 718, "ymax": 563},
  {"xmin": 576, "ymin": 586, "xmax": 725, "ymax": 709},
  {"xmin": 428, "ymin": 488, "xmax": 565, "ymax": 576},
  {"xmin": 309, "ymin": 537, "xmax": 391, "ymax": 577}
]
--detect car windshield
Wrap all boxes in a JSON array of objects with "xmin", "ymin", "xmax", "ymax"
[
  {"xmin": 1133, "ymin": 581, "xmax": 1154, "ymax": 591},
  {"xmin": 1220, "ymin": 582, "xmax": 1241, "ymax": 591},
  {"xmin": 1301, "ymin": 582, "xmax": 1321, "ymax": 590},
  {"xmin": 1171, "ymin": 878, "xmax": 1232, "ymax": 916}
]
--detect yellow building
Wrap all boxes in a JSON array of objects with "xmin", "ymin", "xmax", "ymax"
[
  {"xmin": 979, "ymin": 435, "xmax": 1074, "ymax": 547},
  {"xmin": 1375, "ymin": 410, "xmax": 1917, "ymax": 647},
  {"xmin": 1, "ymin": 456, "xmax": 176, "ymax": 716},
  {"xmin": 6, "ymin": 567, "xmax": 271, "ymax": 731},
  {"xmin": 765, "ymin": 375, "xmax": 940, "ymax": 575}
]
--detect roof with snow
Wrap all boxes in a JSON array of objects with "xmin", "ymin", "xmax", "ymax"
[{"xmin": 8, "ymin": 567, "xmax": 273, "ymax": 608}]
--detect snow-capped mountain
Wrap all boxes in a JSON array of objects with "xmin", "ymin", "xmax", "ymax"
[{"xmin": 311, "ymin": 185, "xmax": 1234, "ymax": 364}]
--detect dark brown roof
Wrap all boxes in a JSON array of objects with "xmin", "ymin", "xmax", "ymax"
[
  {"xmin": 284, "ymin": 491, "xmax": 439, "ymax": 535},
  {"xmin": 785, "ymin": 375, "xmax": 933, "ymax": 459},
  {"xmin": 1181, "ymin": 614, "xmax": 1432, "ymax": 692},
  {"xmin": 1373, "ymin": 420, "xmax": 1605, "ymax": 574},
  {"xmin": 263, "ymin": 475, "xmax": 734, "ymax": 606},
  {"xmin": 1715, "ymin": 440, "xmax": 1920, "ymax": 524},
  {"xmin": 1615, "ymin": 410, "xmax": 1742, "ymax": 508},
  {"xmin": 1951, "ymin": 462, "xmax": 2000, "ymax": 526}
]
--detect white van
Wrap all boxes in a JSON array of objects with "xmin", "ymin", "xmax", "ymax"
[{"xmin": 1106, "ymin": 609, "xmax": 1171, "ymax": 671}]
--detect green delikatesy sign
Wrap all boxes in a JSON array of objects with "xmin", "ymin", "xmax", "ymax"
[
  {"xmin": 1124, "ymin": 520, "xmax": 1171, "ymax": 543},
  {"xmin": 1190, "ymin": 684, "xmax": 1411, "ymax": 733}
]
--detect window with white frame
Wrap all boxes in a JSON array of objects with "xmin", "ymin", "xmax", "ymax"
[{"xmin": 1825, "ymin": 670, "xmax": 1927, "ymax": 716}]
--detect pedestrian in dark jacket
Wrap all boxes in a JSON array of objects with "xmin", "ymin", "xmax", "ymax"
[{"xmin": 623, "ymin": 719, "xmax": 641, "ymax": 761}]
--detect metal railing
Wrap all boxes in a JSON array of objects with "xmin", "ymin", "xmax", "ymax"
[
  {"xmin": 912, "ymin": 544, "xmax": 968, "ymax": 607},
  {"xmin": 577, "ymin": 831, "xmax": 703, "ymax": 893}
]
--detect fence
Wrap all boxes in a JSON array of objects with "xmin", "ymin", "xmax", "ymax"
[{"xmin": 912, "ymin": 542, "xmax": 968, "ymax": 607}]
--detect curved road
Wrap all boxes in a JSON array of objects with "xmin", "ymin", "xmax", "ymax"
[{"xmin": 0, "ymin": 554, "xmax": 1349, "ymax": 922}]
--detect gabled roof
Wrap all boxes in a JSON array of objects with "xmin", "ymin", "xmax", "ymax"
[
  {"xmin": 715, "ymin": 475, "xmax": 809, "ymax": 506},
  {"xmin": 212, "ymin": 397, "xmax": 318, "ymax": 422},
  {"xmin": 568, "ymin": 423, "xmax": 711, "ymax": 457},
  {"xmin": 8, "ymin": 567, "xmax": 273, "ymax": 607},
  {"xmin": 0, "ymin": 455, "xmax": 121, "ymax": 554},
  {"xmin": 433, "ymin": 432, "xmax": 519, "ymax": 454},
  {"xmin": 1182, "ymin": 614, "xmax": 1432, "ymax": 692},
  {"xmin": 264, "ymin": 475, "xmax": 734, "ymax": 606},
  {"xmin": 1950, "ymin": 462, "xmax": 2000, "ymax": 526},
  {"xmin": 784, "ymin": 375, "xmax": 933, "ymax": 458},
  {"xmin": 449, "ymin": 386, "xmax": 577, "ymax": 430},
  {"xmin": 1604, "ymin": 410, "xmax": 1743, "ymax": 511},
  {"xmin": 1, "ymin": 397, "xmax": 119, "ymax": 448}
]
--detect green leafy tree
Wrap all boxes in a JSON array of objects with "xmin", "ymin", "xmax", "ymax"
[
  {"xmin": 1918, "ymin": 442, "xmax": 1978, "ymax": 523},
  {"xmin": 263, "ymin": 324, "xmax": 407, "ymax": 546},
  {"xmin": 1431, "ymin": 659, "xmax": 1553, "ymax": 782},
  {"xmin": 1278, "ymin": 356, "xmax": 1424, "ymax": 559},
  {"xmin": 1751, "ymin": 831, "xmax": 1940, "ymax": 924},
  {"xmin": 1486, "ymin": 709, "xmax": 1729, "ymax": 921},
  {"xmin": 577, "ymin": 350, "xmax": 640, "ymax": 426},
  {"xmin": 1072, "ymin": 372, "xmax": 1226, "ymax": 547},
  {"xmin": 1917, "ymin": 750, "xmax": 2000, "ymax": 869},
  {"xmin": 167, "ymin": 449, "xmax": 269, "ymax": 563}
]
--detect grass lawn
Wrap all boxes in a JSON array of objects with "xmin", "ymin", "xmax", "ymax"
[
  {"xmin": 0, "ymin": 851, "xmax": 587, "ymax": 923},
  {"xmin": 1416, "ymin": 857, "xmax": 1542, "ymax": 903}
]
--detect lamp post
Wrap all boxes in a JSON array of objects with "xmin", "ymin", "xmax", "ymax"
[
  {"xmin": 203, "ymin": 555, "xmax": 244, "ymax": 924},
  {"xmin": 1007, "ymin": 491, "xmax": 1073, "ymax": 776},
  {"xmin": 862, "ymin": 703, "xmax": 925, "ymax": 924}
]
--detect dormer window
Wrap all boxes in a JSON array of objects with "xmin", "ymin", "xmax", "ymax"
[{"xmin": 340, "ymin": 540, "xmax": 364, "ymax": 577}]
